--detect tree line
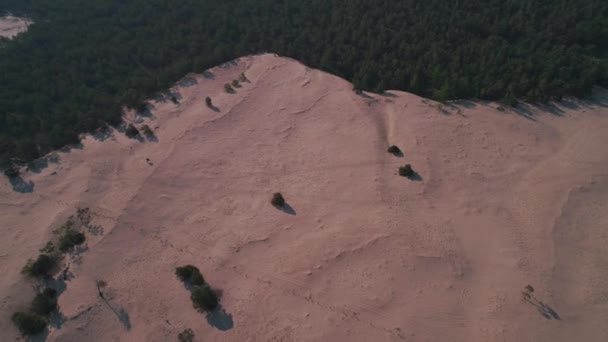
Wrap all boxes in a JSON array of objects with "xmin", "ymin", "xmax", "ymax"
[{"xmin": 1, "ymin": 0, "xmax": 607, "ymax": 168}]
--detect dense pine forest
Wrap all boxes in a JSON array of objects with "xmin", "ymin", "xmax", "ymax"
[{"xmin": 1, "ymin": 0, "xmax": 607, "ymax": 168}]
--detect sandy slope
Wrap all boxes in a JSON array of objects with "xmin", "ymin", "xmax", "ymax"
[
  {"xmin": 1, "ymin": 54, "xmax": 608, "ymax": 341},
  {"xmin": 0, "ymin": 16, "xmax": 31, "ymax": 39}
]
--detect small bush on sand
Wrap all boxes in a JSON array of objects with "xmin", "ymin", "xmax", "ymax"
[
  {"xmin": 170, "ymin": 95, "xmax": 179, "ymax": 104},
  {"xmin": 39, "ymin": 241, "xmax": 55, "ymax": 254},
  {"xmin": 190, "ymin": 285, "xmax": 219, "ymax": 311},
  {"xmin": 271, "ymin": 192, "xmax": 285, "ymax": 207},
  {"xmin": 238, "ymin": 73, "xmax": 248, "ymax": 82},
  {"xmin": 398, "ymin": 164, "xmax": 414, "ymax": 178},
  {"xmin": 387, "ymin": 145, "xmax": 401, "ymax": 155},
  {"xmin": 178, "ymin": 328, "xmax": 195, "ymax": 342},
  {"xmin": 175, "ymin": 265, "xmax": 205, "ymax": 286},
  {"xmin": 31, "ymin": 288, "xmax": 58, "ymax": 316},
  {"xmin": 22, "ymin": 254, "xmax": 55, "ymax": 277},
  {"xmin": 11, "ymin": 312, "xmax": 47, "ymax": 335},
  {"xmin": 58, "ymin": 220, "xmax": 85, "ymax": 252},
  {"xmin": 125, "ymin": 124, "xmax": 140, "ymax": 139},
  {"xmin": 205, "ymin": 96, "xmax": 212, "ymax": 107},
  {"xmin": 224, "ymin": 83, "xmax": 234, "ymax": 93},
  {"xmin": 231, "ymin": 79, "xmax": 240, "ymax": 88},
  {"xmin": 142, "ymin": 125, "xmax": 153, "ymax": 137}
]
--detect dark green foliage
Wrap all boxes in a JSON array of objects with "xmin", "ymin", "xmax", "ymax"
[
  {"xmin": 205, "ymin": 97, "xmax": 212, "ymax": 107},
  {"xmin": 231, "ymin": 79, "xmax": 240, "ymax": 88},
  {"xmin": 1, "ymin": 0, "xmax": 607, "ymax": 168},
  {"xmin": 178, "ymin": 328, "xmax": 195, "ymax": 342},
  {"xmin": 22, "ymin": 254, "xmax": 55, "ymax": 277},
  {"xmin": 4, "ymin": 166, "xmax": 19, "ymax": 178},
  {"xmin": 224, "ymin": 83, "xmax": 234, "ymax": 93},
  {"xmin": 175, "ymin": 265, "xmax": 205, "ymax": 286},
  {"xmin": 141, "ymin": 125, "xmax": 153, "ymax": 137},
  {"xmin": 11, "ymin": 312, "xmax": 47, "ymax": 336},
  {"xmin": 170, "ymin": 95, "xmax": 179, "ymax": 104},
  {"xmin": 39, "ymin": 241, "xmax": 55, "ymax": 254},
  {"xmin": 31, "ymin": 288, "xmax": 58, "ymax": 316},
  {"xmin": 58, "ymin": 221, "xmax": 85, "ymax": 252},
  {"xmin": 399, "ymin": 164, "xmax": 414, "ymax": 178},
  {"xmin": 271, "ymin": 193, "xmax": 285, "ymax": 207},
  {"xmin": 125, "ymin": 125, "xmax": 140, "ymax": 139},
  {"xmin": 387, "ymin": 145, "xmax": 401, "ymax": 155},
  {"xmin": 238, "ymin": 73, "xmax": 248, "ymax": 82},
  {"xmin": 190, "ymin": 285, "xmax": 219, "ymax": 311}
]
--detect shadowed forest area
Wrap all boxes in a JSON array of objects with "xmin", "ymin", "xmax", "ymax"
[{"xmin": 1, "ymin": 0, "xmax": 607, "ymax": 168}]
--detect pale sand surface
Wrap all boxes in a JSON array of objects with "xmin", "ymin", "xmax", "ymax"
[
  {"xmin": 1, "ymin": 54, "xmax": 608, "ymax": 341},
  {"xmin": 0, "ymin": 16, "xmax": 31, "ymax": 39}
]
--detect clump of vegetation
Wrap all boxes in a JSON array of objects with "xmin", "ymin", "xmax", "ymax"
[
  {"xmin": 4, "ymin": 165, "xmax": 19, "ymax": 179},
  {"xmin": 22, "ymin": 254, "xmax": 55, "ymax": 278},
  {"xmin": 238, "ymin": 73, "xmax": 248, "ymax": 82},
  {"xmin": 170, "ymin": 95, "xmax": 179, "ymax": 104},
  {"xmin": 224, "ymin": 83, "xmax": 234, "ymax": 93},
  {"xmin": 178, "ymin": 328, "xmax": 195, "ymax": 342},
  {"xmin": 398, "ymin": 164, "xmax": 415, "ymax": 178},
  {"xmin": 39, "ymin": 241, "xmax": 55, "ymax": 254},
  {"xmin": 271, "ymin": 192, "xmax": 285, "ymax": 207},
  {"xmin": 205, "ymin": 96, "xmax": 212, "ymax": 107},
  {"xmin": 141, "ymin": 124, "xmax": 153, "ymax": 137},
  {"xmin": 387, "ymin": 145, "xmax": 401, "ymax": 155},
  {"xmin": 30, "ymin": 288, "xmax": 58, "ymax": 316},
  {"xmin": 11, "ymin": 312, "xmax": 47, "ymax": 336},
  {"xmin": 190, "ymin": 285, "xmax": 219, "ymax": 311},
  {"xmin": 231, "ymin": 79, "xmax": 240, "ymax": 88},
  {"xmin": 175, "ymin": 265, "xmax": 205, "ymax": 286},
  {"xmin": 125, "ymin": 124, "xmax": 140, "ymax": 139},
  {"xmin": 57, "ymin": 220, "xmax": 86, "ymax": 253}
]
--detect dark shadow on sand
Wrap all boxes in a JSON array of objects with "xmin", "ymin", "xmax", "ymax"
[
  {"xmin": 274, "ymin": 203, "xmax": 296, "ymax": 215},
  {"xmin": 406, "ymin": 172, "xmax": 423, "ymax": 182},
  {"xmin": 202, "ymin": 70, "xmax": 215, "ymax": 79},
  {"xmin": 9, "ymin": 176, "xmax": 34, "ymax": 193},
  {"xmin": 206, "ymin": 305, "xmax": 234, "ymax": 331}
]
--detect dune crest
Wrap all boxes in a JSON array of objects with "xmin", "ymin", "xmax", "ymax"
[{"xmin": 1, "ymin": 54, "xmax": 608, "ymax": 341}]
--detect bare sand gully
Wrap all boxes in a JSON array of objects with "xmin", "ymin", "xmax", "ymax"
[{"xmin": 1, "ymin": 54, "xmax": 608, "ymax": 341}]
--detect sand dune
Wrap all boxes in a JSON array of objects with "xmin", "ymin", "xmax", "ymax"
[
  {"xmin": 0, "ymin": 15, "xmax": 31, "ymax": 39},
  {"xmin": 1, "ymin": 54, "xmax": 608, "ymax": 341}
]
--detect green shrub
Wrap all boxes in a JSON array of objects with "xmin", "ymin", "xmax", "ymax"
[
  {"xmin": 170, "ymin": 95, "xmax": 179, "ymax": 104},
  {"xmin": 205, "ymin": 96, "xmax": 212, "ymax": 107},
  {"xmin": 39, "ymin": 241, "xmax": 55, "ymax": 254},
  {"xmin": 398, "ymin": 164, "xmax": 414, "ymax": 178},
  {"xmin": 387, "ymin": 145, "xmax": 401, "ymax": 155},
  {"xmin": 178, "ymin": 328, "xmax": 195, "ymax": 342},
  {"xmin": 125, "ymin": 124, "xmax": 140, "ymax": 139},
  {"xmin": 231, "ymin": 79, "xmax": 240, "ymax": 87},
  {"xmin": 190, "ymin": 285, "xmax": 219, "ymax": 311},
  {"xmin": 175, "ymin": 265, "xmax": 205, "ymax": 286},
  {"xmin": 142, "ymin": 125, "xmax": 153, "ymax": 137},
  {"xmin": 4, "ymin": 166, "xmax": 19, "ymax": 178},
  {"xmin": 224, "ymin": 83, "xmax": 234, "ymax": 93},
  {"xmin": 11, "ymin": 312, "xmax": 47, "ymax": 335},
  {"xmin": 58, "ymin": 221, "xmax": 86, "ymax": 252},
  {"xmin": 31, "ymin": 288, "xmax": 58, "ymax": 316},
  {"xmin": 238, "ymin": 73, "xmax": 248, "ymax": 82},
  {"xmin": 271, "ymin": 192, "xmax": 285, "ymax": 207},
  {"xmin": 22, "ymin": 254, "xmax": 55, "ymax": 277}
]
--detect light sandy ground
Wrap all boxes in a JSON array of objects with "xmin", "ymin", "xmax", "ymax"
[
  {"xmin": 0, "ymin": 15, "xmax": 31, "ymax": 39},
  {"xmin": 1, "ymin": 54, "xmax": 608, "ymax": 341}
]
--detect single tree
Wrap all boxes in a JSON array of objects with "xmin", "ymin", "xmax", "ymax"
[
  {"xmin": 387, "ymin": 145, "xmax": 401, "ymax": 155},
  {"xmin": 31, "ymin": 288, "xmax": 58, "ymax": 316},
  {"xmin": 205, "ymin": 96, "xmax": 212, "ymax": 107},
  {"xmin": 398, "ymin": 164, "xmax": 415, "ymax": 178},
  {"xmin": 178, "ymin": 328, "xmax": 195, "ymax": 342},
  {"xmin": 11, "ymin": 312, "xmax": 47, "ymax": 336},
  {"xmin": 141, "ymin": 125, "xmax": 154, "ymax": 137},
  {"xmin": 271, "ymin": 193, "xmax": 285, "ymax": 207},
  {"xmin": 22, "ymin": 254, "xmax": 55, "ymax": 277},
  {"xmin": 125, "ymin": 124, "xmax": 140, "ymax": 139},
  {"xmin": 190, "ymin": 285, "xmax": 219, "ymax": 311},
  {"xmin": 224, "ymin": 83, "xmax": 234, "ymax": 93}
]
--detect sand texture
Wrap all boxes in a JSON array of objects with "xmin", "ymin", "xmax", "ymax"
[
  {"xmin": 0, "ymin": 15, "xmax": 31, "ymax": 39},
  {"xmin": 1, "ymin": 54, "xmax": 608, "ymax": 341}
]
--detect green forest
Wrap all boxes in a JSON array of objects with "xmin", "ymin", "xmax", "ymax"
[{"xmin": 1, "ymin": 0, "xmax": 607, "ymax": 168}]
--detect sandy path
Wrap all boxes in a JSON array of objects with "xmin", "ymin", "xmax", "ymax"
[
  {"xmin": 0, "ymin": 15, "xmax": 31, "ymax": 39},
  {"xmin": 1, "ymin": 54, "xmax": 608, "ymax": 341}
]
